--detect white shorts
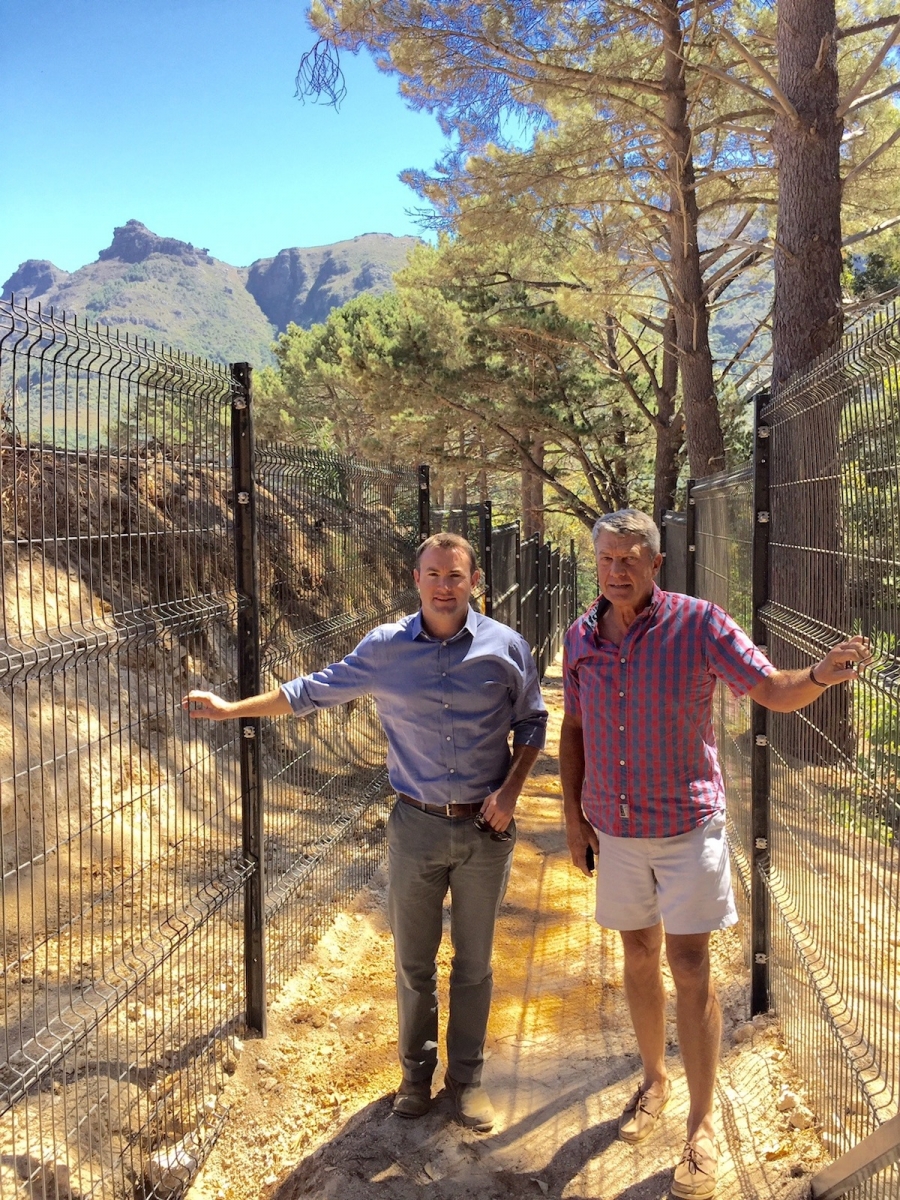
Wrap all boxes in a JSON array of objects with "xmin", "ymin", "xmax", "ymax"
[{"xmin": 593, "ymin": 812, "xmax": 738, "ymax": 935}]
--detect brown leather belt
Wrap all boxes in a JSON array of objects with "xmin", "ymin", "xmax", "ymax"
[{"xmin": 397, "ymin": 793, "xmax": 483, "ymax": 819}]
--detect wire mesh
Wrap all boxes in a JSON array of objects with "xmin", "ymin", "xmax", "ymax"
[
  {"xmin": 490, "ymin": 524, "xmax": 520, "ymax": 631},
  {"xmin": 252, "ymin": 446, "xmax": 420, "ymax": 988},
  {"xmin": 520, "ymin": 533, "xmax": 540, "ymax": 666},
  {"xmin": 0, "ymin": 294, "xmax": 581, "ymax": 1196},
  {"xmin": 691, "ymin": 469, "xmax": 756, "ymax": 962},
  {"xmin": 0, "ymin": 299, "xmax": 242, "ymax": 1199},
  {"xmin": 762, "ymin": 305, "xmax": 900, "ymax": 1195},
  {"xmin": 660, "ymin": 511, "xmax": 687, "ymax": 594}
]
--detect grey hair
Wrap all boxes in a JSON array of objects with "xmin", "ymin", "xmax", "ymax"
[{"xmin": 591, "ymin": 509, "xmax": 661, "ymax": 556}]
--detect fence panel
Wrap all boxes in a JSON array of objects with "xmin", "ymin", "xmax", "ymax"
[
  {"xmin": 490, "ymin": 523, "xmax": 520, "ymax": 631},
  {"xmin": 0, "ymin": 294, "xmax": 580, "ymax": 1197},
  {"xmin": 691, "ymin": 469, "xmax": 756, "ymax": 964},
  {"xmin": 520, "ymin": 534, "xmax": 540, "ymax": 666},
  {"xmin": 0, "ymin": 300, "xmax": 242, "ymax": 1199},
  {"xmin": 661, "ymin": 510, "xmax": 687, "ymax": 593},
  {"xmin": 252, "ymin": 447, "xmax": 420, "ymax": 987},
  {"xmin": 762, "ymin": 310, "xmax": 900, "ymax": 1195}
]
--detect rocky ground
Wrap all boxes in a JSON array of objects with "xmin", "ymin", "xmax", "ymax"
[{"xmin": 187, "ymin": 666, "xmax": 828, "ymax": 1200}]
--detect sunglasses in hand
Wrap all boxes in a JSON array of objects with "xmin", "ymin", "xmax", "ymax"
[{"xmin": 473, "ymin": 813, "xmax": 512, "ymax": 842}]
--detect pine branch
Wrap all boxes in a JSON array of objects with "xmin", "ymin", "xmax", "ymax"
[
  {"xmin": 717, "ymin": 310, "xmax": 773, "ymax": 383},
  {"xmin": 843, "ymin": 126, "xmax": 900, "ymax": 189},
  {"xmin": 694, "ymin": 62, "xmax": 790, "ymax": 119},
  {"xmin": 703, "ymin": 246, "xmax": 768, "ymax": 302},
  {"xmin": 838, "ymin": 16, "xmax": 900, "ymax": 41},
  {"xmin": 700, "ymin": 207, "xmax": 759, "ymax": 269},
  {"xmin": 837, "ymin": 17, "xmax": 900, "ymax": 119},
  {"xmin": 845, "ymin": 80, "xmax": 900, "ymax": 116},
  {"xmin": 715, "ymin": 29, "xmax": 801, "ymax": 122},
  {"xmin": 842, "ymin": 214, "xmax": 900, "ymax": 247},
  {"xmin": 695, "ymin": 107, "xmax": 771, "ymax": 135}
]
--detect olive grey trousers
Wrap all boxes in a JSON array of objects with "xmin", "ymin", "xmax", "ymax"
[{"xmin": 386, "ymin": 798, "xmax": 515, "ymax": 1086}]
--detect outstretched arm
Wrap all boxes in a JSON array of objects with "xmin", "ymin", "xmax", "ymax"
[
  {"xmin": 748, "ymin": 635, "xmax": 872, "ymax": 713},
  {"xmin": 182, "ymin": 687, "xmax": 293, "ymax": 720},
  {"xmin": 559, "ymin": 712, "xmax": 598, "ymax": 877}
]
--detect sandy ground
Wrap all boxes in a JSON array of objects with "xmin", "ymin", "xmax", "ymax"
[{"xmin": 187, "ymin": 665, "xmax": 828, "ymax": 1200}]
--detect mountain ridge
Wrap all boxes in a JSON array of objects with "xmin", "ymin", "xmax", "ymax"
[{"xmin": 2, "ymin": 220, "xmax": 421, "ymax": 365}]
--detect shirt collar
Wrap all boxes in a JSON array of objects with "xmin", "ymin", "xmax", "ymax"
[
  {"xmin": 586, "ymin": 583, "xmax": 664, "ymax": 643},
  {"xmin": 410, "ymin": 605, "xmax": 479, "ymax": 642}
]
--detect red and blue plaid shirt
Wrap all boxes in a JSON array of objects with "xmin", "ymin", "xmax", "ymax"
[{"xmin": 563, "ymin": 586, "xmax": 774, "ymax": 838}]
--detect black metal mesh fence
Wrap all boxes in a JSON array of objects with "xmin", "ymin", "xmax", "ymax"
[
  {"xmin": 0, "ymin": 299, "xmax": 242, "ymax": 1199},
  {"xmin": 681, "ymin": 305, "xmax": 900, "ymax": 1197},
  {"xmin": 660, "ymin": 510, "xmax": 687, "ymax": 594},
  {"xmin": 0, "ymin": 299, "xmax": 423, "ymax": 1198},
  {"xmin": 490, "ymin": 523, "xmax": 520, "ymax": 631},
  {"xmin": 762, "ymin": 309, "xmax": 900, "ymax": 1196},
  {"xmin": 690, "ymin": 470, "xmax": 755, "ymax": 955},
  {"xmin": 252, "ymin": 447, "xmax": 419, "ymax": 986}
]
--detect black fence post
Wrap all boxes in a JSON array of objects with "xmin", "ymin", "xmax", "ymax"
[
  {"xmin": 231, "ymin": 362, "xmax": 266, "ymax": 1037},
  {"xmin": 481, "ymin": 500, "xmax": 493, "ymax": 616},
  {"xmin": 685, "ymin": 478, "xmax": 697, "ymax": 596},
  {"xmin": 570, "ymin": 538, "xmax": 578, "ymax": 623},
  {"xmin": 750, "ymin": 389, "xmax": 772, "ymax": 1015},
  {"xmin": 418, "ymin": 464, "xmax": 431, "ymax": 541},
  {"xmin": 514, "ymin": 523, "xmax": 523, "ymax": 631}
]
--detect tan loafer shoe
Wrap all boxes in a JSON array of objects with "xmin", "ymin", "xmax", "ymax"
[
  {"xmin": 617, "ymin": 1080, "xmax": 672, "ymax": 1143},
  {"xmin": 391, "ymin": 1078, "xmax": 432, "ymax": 1118},
  {"xmin": 444, "ymin": 1075, "xmax": 495, "ymax": 1131},
  {"xmin": 671, "ymin": 1134, "xmax": 718, "ymax": 1199}
]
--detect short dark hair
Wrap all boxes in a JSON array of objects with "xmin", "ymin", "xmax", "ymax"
[{"xmin": 415, "ymin": 532, "xmax": 478, "ymax": 573}]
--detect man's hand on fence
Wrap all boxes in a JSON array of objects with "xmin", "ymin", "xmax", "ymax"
[
  {"xmin": 749, "ymin": 634, "xmax": 873, "ymax": 712},
  {"xmin": 810, "ymin": 635, "xmax": 874, "ymax": 686},
  {"xmin": 182, "ymin": 690, "xmax": 234, "ymax": 720},
  {"xmin": 182, "ymin": 686, "xmax": 294, "ymax": 720}
]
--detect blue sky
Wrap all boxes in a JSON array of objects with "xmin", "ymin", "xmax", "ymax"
[{"xmin": 1, "ymin": 0, "xmax": 448, "ymax": 285}]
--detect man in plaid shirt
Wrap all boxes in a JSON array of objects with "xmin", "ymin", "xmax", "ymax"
[{"xmin": 560, "ymin": 509, "xmax": 869, "ymax": 1198}]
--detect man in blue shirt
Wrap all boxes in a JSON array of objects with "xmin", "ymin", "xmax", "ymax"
[{"xmin": 184, "ymin": 532, "xmax": 547, "ymax": 1131}]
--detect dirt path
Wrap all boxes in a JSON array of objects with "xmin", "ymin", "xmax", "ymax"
[{"xmin": 188, "ymin": 665, "xmax": 827, "ymax": 1200}]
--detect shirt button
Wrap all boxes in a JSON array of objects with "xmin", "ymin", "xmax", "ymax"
[
  {"xmin": 444, "ymin": 703, "xmax": 450, "ymax": 708},
  {"xmin": 619, "ymin": 725, "xmax": 625, "ymax": 731},
  {"xmin": 442, "ymin": 641, "xmax": 447, "ymax": 646},
  {"xmin": 620, "ymin": 793, "xmax": 626, "ymax": 800},
  {"xmin": 619, "ymin": 759, "xmax": 625, "ymax": 766},
  {"xmin": 620, "ymin": 657, "xmax": 626, "ymax": 664},
  {"xmin": 446, "ymin": 736, "xmax": 451, "ymax": 741},
  {"xmin": 619, "ymin": 691, "xmax": 625, "ymax": 697},
  {"xmin": 442, "ymin": 672, "xmax": 447, "ymax": 677},
  {"xmin": 449, "ymin": 769, "xmax": 455, "ymax": 774}
]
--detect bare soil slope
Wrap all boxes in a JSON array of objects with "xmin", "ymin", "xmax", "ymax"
[{"xmin": 188, "ymin": 667, "xmax": 828, "ymax": 1200}]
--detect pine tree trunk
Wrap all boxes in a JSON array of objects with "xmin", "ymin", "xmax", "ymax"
[
  {"xmin": 521, "ymin": 437, "xmax": 545, "ymax": 537},
  {"xmin": 772, "ymin": 1, "xmax": 843, "ymax": 384},
  {"xmin": 771, "ymin": 1, "xmax": 850, "ymax": 764},
  {"xmin": 653, "ymin": 312, "xmax": 683, "ymax": 524},
  {"xmin": 660, "ymin": 0, "xmax": 726, "ymax": 479}
]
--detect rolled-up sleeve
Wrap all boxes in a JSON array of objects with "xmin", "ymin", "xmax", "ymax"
[
  {"xmin": 561, "ymin": 639, "xmax": 583, "ymax": 722},
  {"xmin": 510, "ymin": 638, "xmax": 548, "ymax": 748},
  {"xmin": 280, "ymin": 633, "xmax": 379, "ymax": 716},
  {"xmin": 704, "ymin": 604, "xmax": 775, "ymax": 697}
]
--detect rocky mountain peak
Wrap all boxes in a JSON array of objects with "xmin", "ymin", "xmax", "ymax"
[
  {"xmin": 2, "ymin": 259, "xmax": 70, "ymax": 300},
  {"xmin": 98, "ymin": 219, "xmax": 212, "ymax": 265}
]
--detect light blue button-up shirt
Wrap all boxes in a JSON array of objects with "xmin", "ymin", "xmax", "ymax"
[{"xmin": 280, "ymin": 607, "xmax": 547, "ymax": 806}]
